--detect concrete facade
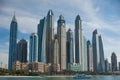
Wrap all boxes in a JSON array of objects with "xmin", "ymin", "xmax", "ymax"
[{"xmin": 57, "ymin": 15, "xmax": 67, "ymax": 70}]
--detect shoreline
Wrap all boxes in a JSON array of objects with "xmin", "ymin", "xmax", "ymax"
[
  {"xmin": 0, "ymin": 75, "xmax": 73, "ymax": 78},
  {"xmin": 0, "ymin": 75, "xmax": 120, "ymax": 78}
]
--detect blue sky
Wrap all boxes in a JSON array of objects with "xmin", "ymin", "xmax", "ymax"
[{"xmin": 0, "ymin": 0, "xmax": 120, "ymax": 68}]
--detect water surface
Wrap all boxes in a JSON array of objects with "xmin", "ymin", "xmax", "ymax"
[{"xmin": 0, "ymin": 75, "xmax": 119, "ymax": 80}]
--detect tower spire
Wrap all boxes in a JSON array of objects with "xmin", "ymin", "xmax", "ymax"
[{"xmin": 12, "ymin": 11, "xmax": 17, "ymax": 22}]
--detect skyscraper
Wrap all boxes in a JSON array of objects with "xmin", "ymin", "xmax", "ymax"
[
  {"xmin": 99, "ymin": 35, "xmax": 105, "ymax": 72},
  {"xmin": 105, "ymin": 58, "xmax": 109, "ymax": 72},
  {"xmin": 57, "ymin": 15, "xmax": 67, "ymax": 70},
  {"xmin": 111, "ymin": 52, "xmax": 117, "ymax": 71},
  {"xmin": 87, "ymin": 40, "xmax": 93, "ymax": 72},
  {"xmin": 46, "ymin": 10, "xmax": 54, "ymax": 63},
  {"xmin": 92, "ymin": 29, "xmax": 105, "ymax": 72},
  {"xmin": 17, "ymin": 39, "xmax": 27, "ymax": 62},
  {"xmin": 53, "ymin": 38, "xmax": 59, "ymax": 65},
  {"xmin": 119, "ymin": 62, "xmax": 120, "ymax": 71},
  {"xmin": 29, "ymin": 33, "xmax": 38, "ymax": 62},
  {"xmin": 53, "ymin": 35, "xmax": 60, "ymax": 72},
  {"xmin": 92, "ymin": 29, "xmax": 100, "ymax": 72},
  {"xmin": 75, "ymin": 15, "xmax": 83, "ymax": 71},
  {"xmin": 67, "ymin": 28, "xmax": 74, "ymax": 63},
  {"xmin": 8, "ymin": 14, "xmax": 18, "ymax": 70},
  {"xmin": 82, "ymin": 36, "xmax": 88, "ymax": 71},
  {"xmin": 37, "ymin": 17, "xmax": 47, "ymax": 63}
]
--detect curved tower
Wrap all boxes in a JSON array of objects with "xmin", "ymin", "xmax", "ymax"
[
  {"xmin": 99, "ymin": 35, "xmax": 105, "ymax": 72},
  {"xmin": 92, "ymin": 29, "xmax": 100, "ymax": 72},
  {"xmin": 92, "ymin": 29, "xmax": 105, "ymax": 72},
  {"xmin": 37, "ymin": 17, "xmax": 47, "ymax": 63}
]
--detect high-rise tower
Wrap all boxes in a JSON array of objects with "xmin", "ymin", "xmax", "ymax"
[
  {"xmin": 8, "ymin": 14, "xmax": 18, "ymax": 70},
  {"xmin": 92, "ymin": 29, "xmax": 100, "ymax": 72},
  {"xmin": 111, "ymin": 52, "xmax": 117, "ymax": 71},
  {"xmin": 67, "ymin": 28, "xmax": 74, "ymax": 63},
  {"xmin": 17, "ymin": 39, "xmax": 27, "ymax": 63},
  {"xmin": 46, "ymin": 10, "xmax": 54, "ymax": 63},
  {"xmin": 99, "ymin": 35, "xmax": 105, "ymax": 72},
  {"xmin": 37, "ymin": 17, "xmax": 47, "ymax": 63},
  {"xmin": 53, "ymin": 35, "xmax": 60, "ymax": 72},
  {"xmin": 82, "ymin": 36, "xmax": 88, "ymax": 71},
  {"xmin": 75, "ymin": 15, "xmax": 83, "ymax": 71},
  {"xmin": 92, "ymin": 29, "xmax": 105, "ymax": 72},
  {"xmin": 57, "ymin": 15, "xmax": 67, "ymax": 70},
  {"xmin": 105, "ymin": 58, "xmax": 109, "ymax": 72},
  {"xmin": 87, "ymin": 40, "xmax": 93, "ymax": 71},
  {"xmin": 29, "ymin": 33, "xmax": 38, "ymax": 62}
]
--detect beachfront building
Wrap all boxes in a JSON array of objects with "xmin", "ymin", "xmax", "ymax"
[
  {"xmin": 28, "ymin": 62, "xmax": 45, "ymax": 72},
  {"xmin": 68, "ymin": 63, "xmax": 80, "ymax": 71},
  {"xmin": 12, "ymin": 60, "xmax": 28, "ymax": 71}
]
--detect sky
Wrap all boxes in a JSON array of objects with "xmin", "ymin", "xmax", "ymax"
[{"xmin": 0, "ymin": 0, "xmax": 120, "ymax": 68}]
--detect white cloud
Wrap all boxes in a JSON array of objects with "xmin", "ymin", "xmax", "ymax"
[
  {"xmin": 18, "ymin": 16, "xmax": 39, "ymax": 34},
  {"xmin": 102, "ymin": 35, "xmax": 120, "ymax": 62}
]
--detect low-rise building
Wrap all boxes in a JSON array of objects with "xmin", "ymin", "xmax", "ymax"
[
  {"xmin": 52, "ymin": 64, "xmax": 60, "ymax": 72},
  {"xmin": 12, "ymin": 60, "xmax": 28, "ymax": 71},
  {"xmin": 68, "ymin": 63, "xmax": 80, "ymax": 71},
  {"xmin": 28, "ymin": 62, "xmax": 45, "ymax": 72},
  {"xmin": 44, "ymin": 63, "xmax": 52, "ymax": 72},
  {"xmin": 13, "ymin": 61, "xmax": 46, "ymax": 72},
  {"xmin": 12, "ymin": 60, "xmax": 21, "ymax": 70}
]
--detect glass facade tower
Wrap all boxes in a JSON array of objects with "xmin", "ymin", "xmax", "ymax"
[
  {"xmin": 99, "ymin": 35, "xmax": 105, "ymax": 72},
  {"xmin": 75, "ymin": 15, "xmax": 83, "ymax": 71},
  {"xmin": 67, "ymin": 28, "xmax": 74, "ymax": 63},
  {"xmin": 92, "ymin": 29, "xmax": 105, "ymax": 72},
  {"xmin": 111, "ymin": 52, "xmax": 117, "ymax": 71},
  {"xmin": 8, "ymin": 14, "xmax": 18, "ymax": 70},
  {"xmin": 46, "ymin": 10, "xmax": 54, "ymax": 63},
  {"xmin": 17, "ymin": 39, "xmax": 27, "ymax": 62},
  {"xmin": 37, "ymin": 17, "xmax": 47, "ymax": 63},
  {"xmin": 92, "ymin": 29, "xmax": 99, "ymax": 72},
  {"xmin": 29, "ymin": 33, "xmax": 38, "ymax": 62}
]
